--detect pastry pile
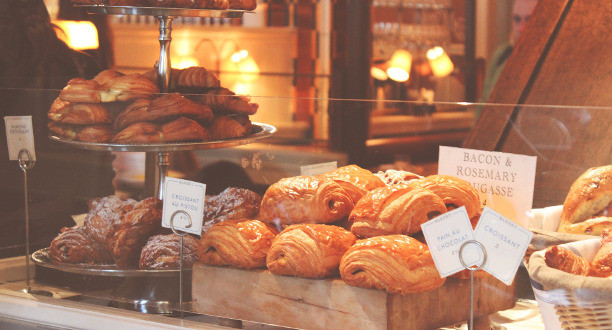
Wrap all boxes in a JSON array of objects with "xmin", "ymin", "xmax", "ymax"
[
  {"xmin": 70, "ymin": 0, "xmax": 257, "ymax": 11},
  {"xmin": 47, "ymin": 67, "xmax": 258, "ymax": 144},
  {"xmin": 197, "ymin": 165, "xmax": 486, "ymax": 295},
  {"xmin": 545, "ymin": 229, "xmax": 612, "ymax": 278},
  {"xmin": 557, "ymin": 165, "xmax": 612, "ymax": 235}
]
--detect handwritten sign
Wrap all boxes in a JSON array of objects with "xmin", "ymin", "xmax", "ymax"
[
  {"xmin": 420, "ymin": 207, "xmax": 480, "ymax": 277},
  {"xmin": 300, "ymin": 161, "xmax": 337, "ymax": 176},
  {"xmin": 438, "ymin": 146, "xmax": 537, "ymax": 228},
  {"xmin": 473, "ymin": 207, "xmax": 533, "ymax": 285},
  {"xmin": 4, "ymin": 116, "xmax": 36, "ymax": 161},
  {"xmin": 162, "ymin": 177, "xmax": 206, "ymax": 236}
]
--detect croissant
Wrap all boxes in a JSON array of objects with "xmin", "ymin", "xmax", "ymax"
[
  {"xmin": 409, "ymin": 175, "xmax": 481, "ymax": 219},
  {"xmin": 202, "ymin": 187, "xmax": 262, "ymax": 232},
  {"xmin": 558, "ymin": 165, "xmax": 612, "ymax": 235},
  {"xmin": 48, "ymin": 122, "xmax": 114, "ymax": 143},
  {"xmin": 102, "ymin": 73, "xmax": 160, "ymax": 102},
  {"xmin": 139, "ymin": 234, "xmax": 199, "ymax": 269},
  {"xmin": 340, "ymin": 235, "xmax": 445, "ymax": 294},
  {"xmin": 349, "ymin": 185, "xmax": 447, "ymax": 238},
  {"xmin": 199, "ymin": 220, "xmax": 278, "ymax": 269},
  {"xmin": 266, "ymin": 224, "xmax": 356, "ymax": 278},
  {"xmin": 319, "ymin": 165, "xmax": 386, "ymax": 204},
  {"xmin": 161, "ymin": 117, "xmax": 210, "ymax": 142},
  {"xmin": 111, "ymin": 197, "xmax": 163, "ymax": 267},
  {"xmin": 48, "ymin": 100, "xmax": 113, "ymax": 125},
  {"xmin": 112, "ymin": 122, "xmax": 163, "ymax": 144},
  {"xmin": 544, "ymin": 245, "xmax": 591, "ymax": 276},
  {"xmin": 208, "ymin": 115, "xmax": 252, "ymax": 140},
  {"xmin": 84, "ymin": 195, "xmax": 138, "ymax": 250},
  {"xmin": 591, "ymin": 229, "xmax": 612, "ymax": 277},
  {"xmin": 48, "ymin": 226, "xmax": 113, "ymax": 265},
  {"xmin": 93, "ymin": 69, "xmax": 125, "ymax": 89},
  {"xmin": 260, "ymin": 176, "xmax": 354, "ymax": 226},
  {"xmin": 375, "ymin": 169, "xmax": 423, "ymax": 186},
  {"xmin": 201, "ymin": 88, "xmax": 259, "ymax": 115},
  {"xmin": 115, "ymin": 94, "xmax": 213, "ymax": 130},
  {"xmin": 59, "ymin": 78, "xmax": 102, "ymax": 103},
  {"xmin": 176, "ymin": 66, "xmax": 220, "ymax": 90}
]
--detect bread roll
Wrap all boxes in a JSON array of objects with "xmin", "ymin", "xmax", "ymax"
[
  {"xmin": 266, "ymin": 224, "xmax": 356, "ymax": 278},
  {"xmin": 199, "ymin": 220, "xmax": 278, "ymax": 269},
  {"xmin": 319, "ymin": 165, "xmax": 386, "ymax": 204},
  {"xmin": 260, "ymin": 176, "xmax": 354, "ymax": 226},
  {"xmin": 558, "ymin": 165, "xmax": 612, "ymax": 235},
  {"xmin": 409, "ymin": 175, "xmax": 481, "ymax": 219},
  {"xmin": 349, "ymin": 185, "xmax": 447, "ymax": 238},
  {"xmin": 340, "ymin": 235, "xmax": 445, "ymax": 294}
]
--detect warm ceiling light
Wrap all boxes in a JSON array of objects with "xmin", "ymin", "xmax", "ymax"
[
  {"xmin": 426, "ymin": 46, "xmax": 454, "ymax": 78},
  {"xmin": 174, "ymin": 56, "xmax": 199, "ymax": 69},
  {"xmin": 386, "ymin": 49, "xmax": 412, "ymax": 82},
  {"xmin": 370, "ymin": 62, "xmax": 389, "ymax": 81},
  {"xmin": 54, "ymin": 20, "xmax": 99, "ymax": 50}
]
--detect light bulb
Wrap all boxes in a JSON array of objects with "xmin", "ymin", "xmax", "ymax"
[{"xmin": 427, "ymin": 46, "xmax": 454, "ymax": 78}]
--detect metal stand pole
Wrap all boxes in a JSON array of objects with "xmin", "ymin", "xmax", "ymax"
[
  {"xmin": 459, "ymin": 240, "xmax": 487, "ymax": 330},
  {"xmin": 170, "ymin": 210, "xmax": 192, "ymax": 317},
  {"xmin": 157, "ymin": 16, "xmax": 174, "ymax": 93}
]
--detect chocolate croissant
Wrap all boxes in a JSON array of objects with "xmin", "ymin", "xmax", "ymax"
[
  {"xmin": 340, "ymin": 235, "xmax": 445, "ymax": 294},
  {"xmin": 199, "ymin": 220, "xmax": 278, "ymax": 269},
  {"xmin": 558, "ymin": 165, "xmax": 612, "ymax": 235},
  {"xmin": 48, "ymin": 226, "xmax": 113, "ymax": 265},
  {"xmin": 319, "ymin": 165, "xmax": 386, "ymax": 204},
  {"xmin": 266, "ymin": 224, "xmax": 356, "ymax": 278},
  {"xmin": 139, "ymin": 234, "xmax": 199, "ymax": 269},
  {"xmin": 349, "ymin": 185, "xmax": 447, "ymax": 238},
  {"xmin": 260, "ymin": 176, "xmax": 354, "ymax": 226},
  {"xmin": 409, "ymin": 175, "xmax": 481, "ymax": 219}
]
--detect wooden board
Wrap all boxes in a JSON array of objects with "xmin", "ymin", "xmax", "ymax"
[{"xmin": 192, "ymin": 263, "xmax": 515, "ymax": 330}]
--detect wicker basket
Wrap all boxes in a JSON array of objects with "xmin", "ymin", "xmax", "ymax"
[{"xmin": 527, "ymin": 239, "xmax": 612, "ymax": 329}]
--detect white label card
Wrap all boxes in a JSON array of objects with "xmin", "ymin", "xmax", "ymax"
[
  {"xmin": 4, "ymin": 116, "xmax": 36, "ymax": 161},
  {"xmin": 420, "ymin": 207, "xmax": 481, "ymax": 278},
  {"xmin": 473, "ymin": 207, "xmax": 533, "ymax": 285},
  {"xmin": 300, "ymin": 161, "xmax": 337, "ymax": 176},
  {"xmin": 438, "ymin": 146, "xmax": 537, "ymax": 228},
  {"xmin": 162, "ymin": 177, "xmax": 206, "ymax": 236}
]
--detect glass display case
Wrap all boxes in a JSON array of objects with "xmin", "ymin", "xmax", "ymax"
[{"xmin": 1, "ymin": 0, "xmax": 611, "ymax": 329}]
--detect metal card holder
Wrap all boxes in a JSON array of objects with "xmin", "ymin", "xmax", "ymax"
[
  {"xmin": 169, "ymin": 209, "xmax": 192, "ymax": 315},
  {"xmin": 458, "ymin": 240, "xmax": 487, "ymax": 330}
]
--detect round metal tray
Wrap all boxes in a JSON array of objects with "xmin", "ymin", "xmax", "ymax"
[
  {"xmin": 78, "ymin": 4, "xmax": 247, "ymax": 18},
  {"xmin": 49, "ymin": 122, "xmax": 276, "ymax": 152},
  {"xmin": 32, "ymin": 248, "xmax": 186, "ymax": 277}
]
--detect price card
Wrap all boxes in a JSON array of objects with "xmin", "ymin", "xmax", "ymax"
[
  {"xmin": 300, "ymin": 161, "xmax": 337, "ymax": 176},
  {"xmin": 473, "ymin": 207, "xmax": 533, "ymax": 285},
  {"xmin": 420, "ymin": 207, "xmax": 481, "ymax": 277},
  {"xmin": 4, "ymin": 116, "xmax": 36, "ymax": 161},
  {"xmin": 162, "ymin": 177, "xmax": 206, "ymax": 236},
  {"xmin": 438, "ymin": 146, "xmax": 537, "ymax": 228}
]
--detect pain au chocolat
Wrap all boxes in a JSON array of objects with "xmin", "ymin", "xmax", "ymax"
[
  {"xmin": 266, "ymin": 224, "xmax": 356, "ymax": 278},
  {"xmin": 340, "ymin": 235, "xmax": 445, "ymax": 295}
]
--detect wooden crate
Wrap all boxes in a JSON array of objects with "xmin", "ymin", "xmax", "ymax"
[{"xmin": 192, "ymin": 263, "xmax": 516, "ymax": 329}]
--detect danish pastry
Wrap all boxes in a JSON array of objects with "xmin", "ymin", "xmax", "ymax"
[
  {"xmin": 349, "ymin": 185, "xmax": 447, "ymax": 238},
  {"xmin": 199, "ymin": 220, "xmax": 278, "ymax": 269},
  {"xmin": 139, "ymin": 234, "xmax": 199, "ymax": 269},
  {"xmin": 319, "ymin": 165, "xmax": 386, "ymax": 204},
  {"xmin": 558, "ymin": 165, "xmax": 612, "ymax": 235},
  {"xmin": 340, "ymin": 235, "xmax": 445, "ymax": 294},
  {"xmin": 409, "ymin": 175, "xmax": 481, "ymax": 219},
  {"xmin": 260, "ymin": 176, "xmax": 354, "ymax": 226},
  {"xmin": 266, "ymin": 224, "xmax": 356, "ymax": 278}
]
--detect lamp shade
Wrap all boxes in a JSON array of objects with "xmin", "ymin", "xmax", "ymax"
[
  {"xmin": 370, "ymin": 62, "xmax": 389, "ymax": 81},
  {"xmin": 386, "ymin": 49, "xmax": 412, "ymax": 82},
  {"xmin": 54, "ymin": 20, "xmax": 99, "ymax": 50},
  {"xmin": 426, "ymin": 46, "xmax": 454, "ymax": 78}
]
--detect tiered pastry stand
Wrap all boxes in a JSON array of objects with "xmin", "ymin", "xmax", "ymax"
[{"xmin": 40, "ymin": 5, "xmax": 276, "ymax": 314}]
